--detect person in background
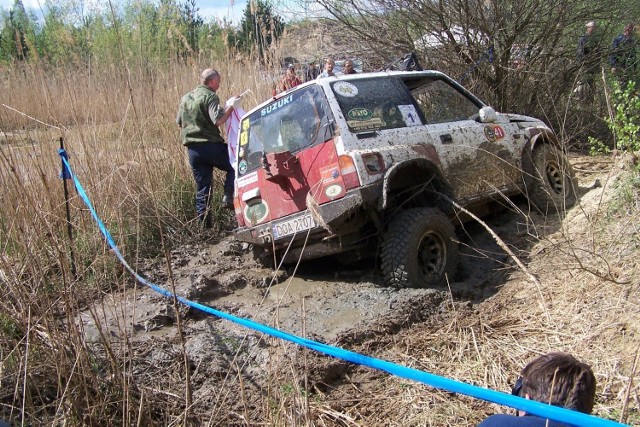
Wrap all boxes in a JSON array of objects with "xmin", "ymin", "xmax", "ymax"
[
  {"xmin": 575, "ymin": 21, "xmax": 599, "ymax": 100},
  {"xmin": 610, "ymin": 22, "xmax": 638, "ymax": 88},
  {"xmin": 343, "ymin": 59, "xmax": 358, "ymax": 74},
  {"xmin": 477, "ymin": 352, "xmax": 596, "ymax": 427},
  {"xmin": 318, "ymin": 58, "xmax": 336, "ymax": 78},
  {"xmin": 305, "ymin": 60, "xmax": 320, "ymax": 81},
  {"xmin": 280, "ymin": 64, "xmax": 302, "ymax": 92},
  {"xmin": 176, "ymin": 68, "xmax": 241, "ymax": 227}
]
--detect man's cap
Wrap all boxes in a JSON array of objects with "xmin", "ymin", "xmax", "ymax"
[{"xmin": 586, "ymin": 21, "xmax": 595, "ymax": 27}]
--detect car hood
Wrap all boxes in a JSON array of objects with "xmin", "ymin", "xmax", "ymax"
[{"xmin": 502, "ymin": 113, "xmax": 541, "ymax": 123}]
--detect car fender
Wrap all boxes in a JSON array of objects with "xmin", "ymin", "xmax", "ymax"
[
  {"xmin": 520, "ymin": 127, "xmax": 563, "ymax": 188},
  {"xmin": 380, "ymin": 158, "xmax": 453, "ymax": 211}
]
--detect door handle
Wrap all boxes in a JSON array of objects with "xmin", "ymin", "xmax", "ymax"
[{"xmin": 440, "ymin": 134, "xmax": 453, "ymax": 144}]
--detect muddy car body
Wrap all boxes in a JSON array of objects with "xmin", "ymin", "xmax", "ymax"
[{"xmin": 232, "ymin": 70, "xmax": 576, "ymax": 288}]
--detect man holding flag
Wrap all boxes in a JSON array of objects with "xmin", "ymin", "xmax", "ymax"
[{"xmin": 176, "ymin": 68, "xmax": 242, "ymax": 227}]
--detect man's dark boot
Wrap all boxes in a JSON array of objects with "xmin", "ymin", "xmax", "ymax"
[{"xmin": 222, "ymin": 194, "xmax": 234, "ymax": 209}]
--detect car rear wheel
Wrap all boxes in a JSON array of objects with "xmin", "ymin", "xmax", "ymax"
[
  {"xmin": 381, "ymin": 207, "xmax": 458, "ymax": 288},
  {"xmin": 528, "ymin": 144, "xmax": 577, "ymax": 215}
]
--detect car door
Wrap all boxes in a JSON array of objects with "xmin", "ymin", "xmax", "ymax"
[{"xmin": 410, "ymin": 78, "xmax": 519, "ymax": 202}]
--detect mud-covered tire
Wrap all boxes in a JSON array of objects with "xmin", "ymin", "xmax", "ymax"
[
  {"xmin": 381, "ymin": 208, "xmax": 458, "ymax": 288},
  {"xmin": 528, "ymin": 144, "xmax": 577, "ymax": 215}
]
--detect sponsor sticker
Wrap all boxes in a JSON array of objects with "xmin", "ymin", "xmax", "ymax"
[
  {"xmin": 484, "ymin": 126, "xmax": 496, "ymax": 142},
  {"xmin": 325, "ymin": 184, "xmax": 343, "ymax": 198},
  {"xmin": 244, "ymin": 199, "xmax": 269, "ymax": 225},
  {"xmin": 348, "ymin": 107, "xmax": 373, "ymax": 121},
  {"xmin": 347, "ymin": 118, "xmax": 384, "ymax": 131},
  {"xmin": 238, "ymin": 160, "xmax": 248, "ymax": 175},
  {"xmin": 237, "ymin": 171, "xmax": 258, "ymax": 187},
  {"xmin": 260, "ymin": 94, "xmax": 294, "ymax": 117},
  {"xmin": 333, "ymin": 81, "xmax": 359, "ymax": 97}
]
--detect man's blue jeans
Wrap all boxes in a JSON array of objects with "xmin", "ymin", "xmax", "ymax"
[{"xmin": 187, "ymin": 143, "xmax": 234, "ymax": 220}]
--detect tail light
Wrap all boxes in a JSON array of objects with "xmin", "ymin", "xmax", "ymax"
[{"xmin": 339, "ymin": 155, "xmax": 360, "ymax": 189}]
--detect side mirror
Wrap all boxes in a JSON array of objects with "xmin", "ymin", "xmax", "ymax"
[{"xmin": 479, "ymin": 106, "xmax": 497, "ymax": 123}]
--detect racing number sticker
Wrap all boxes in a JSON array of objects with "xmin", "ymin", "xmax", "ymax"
[
  {"xmin": 398, "ymin": 105, "xmax": 422, "ymax": 127},
  {"xmin": 493, "ymin": 125, "xmax": 505, "ymax": 140},
  {"xmin": 484, "ymin": 126, "xmax": 496, "ymax": 142}
]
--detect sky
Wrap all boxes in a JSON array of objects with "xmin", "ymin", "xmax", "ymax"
[
  {"xmin": 0, "ymin": 0, "xmax": 270, "ymax": 25},
  {"xmin": 196, "ymin": 0, "xmax": 249, "ymax": 25}
]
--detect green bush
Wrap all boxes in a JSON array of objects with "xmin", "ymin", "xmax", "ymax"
[{"xmin": 609, "ymin": 81, "xmax": 640, "ymax": 157}]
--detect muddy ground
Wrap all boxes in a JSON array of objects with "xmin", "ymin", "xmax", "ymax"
[{"xmin": 78, "ymin": 154, "xmax": 619, "ymax": 425}]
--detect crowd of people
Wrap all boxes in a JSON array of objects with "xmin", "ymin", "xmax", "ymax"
[
  {"xmin": 576, "ymin": 20, "xmax": 638, "ymax": 99},
  {"xmin": 272, "ymin": 57, "xmax": 360, "ymax": 95}
]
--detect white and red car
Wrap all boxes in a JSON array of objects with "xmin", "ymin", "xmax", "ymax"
[{"xmin": 232, "ymin": 70, "xmax": 576, "ymax": 288}]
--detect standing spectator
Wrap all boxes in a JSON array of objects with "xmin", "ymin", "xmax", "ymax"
[
  {"xmin": 576, "ymin": 21, "xmax": 599, "ymax": 100},
  {"xmin": 610, "ymin": 23, "xmax": 637, "ymax": 87},
  {"xmin": 477, "ymin": 352, "xmax": 596, "ymax": 427},
  {"xmin": 280, "ymin": 64, "xmax": 302, "ymax": 92},
  {"xmin": 318, "ymin": 58, "xmax": 336, "ymax": 78},
  {"xmin": 176, "ymin": 68, "xmax": 241, "ymax": 227},
  {"xmin": 304, "ymin": 60, "xmax": 320, "ymax": 81},
  {"xmin": 343, "ymin": 59, "xmax": 358, "ymax": 74}
]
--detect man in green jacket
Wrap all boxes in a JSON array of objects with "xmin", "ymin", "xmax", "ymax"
[{"xmin": 177, "ymin": 68, "xmax": 241, "ymax": 227}]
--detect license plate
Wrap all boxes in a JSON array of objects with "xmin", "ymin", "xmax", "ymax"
[{"xmin": 272, "ymin": 213, "xmax": 316, "ymax": 239}]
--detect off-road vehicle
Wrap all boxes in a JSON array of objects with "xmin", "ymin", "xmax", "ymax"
[{"xmin": 231, "ymin": 70, "xmax": 577, "ymax": 288}]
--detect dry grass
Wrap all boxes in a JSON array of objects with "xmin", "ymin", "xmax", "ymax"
[{"xmin": 0, "ymin": 53, "xmax": 282, "ymax": 424}]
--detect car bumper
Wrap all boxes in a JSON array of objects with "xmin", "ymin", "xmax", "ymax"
[{"xmin": 233, "ymin": 183, "xmax": 381, "ymax": 247}]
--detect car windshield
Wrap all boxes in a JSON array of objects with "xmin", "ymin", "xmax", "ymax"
[
  {"xmin": 237, "ymin": 85, "xmax": 333, "ymax": 175},
  {"xmin": 331, "ymin": 77, "xmax": 422, "ymax": 132}
]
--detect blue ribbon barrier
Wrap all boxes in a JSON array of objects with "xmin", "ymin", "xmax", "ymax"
[
  {"xmin": 58, "ymin": 149, "xmax": 627, "ymax": 427},
  {"xmin": 58, "ymin": 148, "xmax": 71, "ymax": 179}
]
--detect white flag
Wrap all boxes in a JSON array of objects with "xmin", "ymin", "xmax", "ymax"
[{"xmin": 226, "ymin": 107, "xmax": 246, "ymax": 170}]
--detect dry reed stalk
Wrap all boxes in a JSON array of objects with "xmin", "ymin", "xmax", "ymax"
[{"xmin": 1, "ymin": 53, "xmax": 279, "ymax": 425}]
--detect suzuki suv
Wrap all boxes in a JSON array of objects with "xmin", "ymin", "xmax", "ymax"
[{"xmin": 232, "ymin": 70, "xmax": 576, "ymax": 288}]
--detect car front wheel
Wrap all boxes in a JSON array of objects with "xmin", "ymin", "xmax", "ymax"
[
  {"xmin": 381, "ymin": 207, "xmax": 458, "ymax": 288},
  {"xmin": 528, "ymin": 144, "xmax": 577, "ymax": 215}
]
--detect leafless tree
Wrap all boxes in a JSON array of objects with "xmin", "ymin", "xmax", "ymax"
[{"xmin": 303, "ymin": 0, "xmax": 626, "ymax": 122}]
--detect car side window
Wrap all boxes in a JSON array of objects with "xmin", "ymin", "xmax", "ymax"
[
  {"xmin": 331, "ymin": 78, "xmax": 422, "ymax": 132},
  {"xmin": 412, "ymin": 79, "xmax": 479, "ymax": 124}
]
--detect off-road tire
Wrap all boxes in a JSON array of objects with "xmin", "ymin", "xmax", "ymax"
[
  {"xmin": 381, "ymin": 207, "xmax": 458, "ymax": 288},
  {"xmin": 528, "ymin": 144, "xmax": 577, "ymax": 215}
]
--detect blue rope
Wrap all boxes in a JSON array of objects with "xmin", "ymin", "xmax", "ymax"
[{"xmin": 58, "ymin": 149, "xmax": 626, "ymax": 427}]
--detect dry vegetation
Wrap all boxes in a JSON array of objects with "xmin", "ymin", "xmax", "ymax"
[
  {"xmin": 315, "ymin": 156, "xmax": 640, "ymax": 425},
  {"xmin": 1, "ymin": 49, "xmax": 640, "ymax": 427}
]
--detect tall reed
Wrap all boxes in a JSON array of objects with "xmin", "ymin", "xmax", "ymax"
[{"xmin": 0, "ymin": 49, "xmax": 282, "ymax": 424}]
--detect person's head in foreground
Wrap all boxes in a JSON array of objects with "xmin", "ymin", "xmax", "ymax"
[
  {"xmin": 478, "ymin": 352, "xmax": 596, "ymax": 426},
  {"xmin": 517, "ymin": 352, "xmax": 595, "ymax": 414}
]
